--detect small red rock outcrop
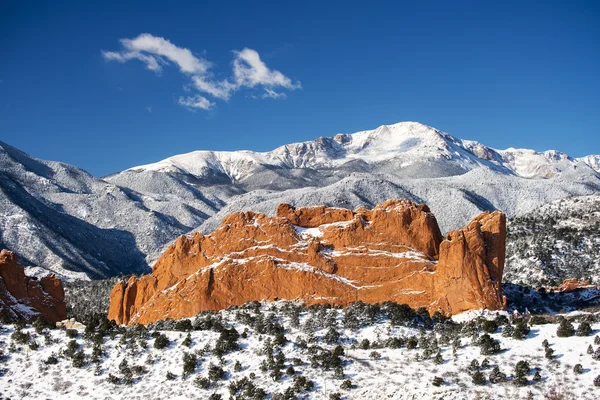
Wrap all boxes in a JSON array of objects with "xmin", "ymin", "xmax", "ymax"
[
  {"xmin": 108, "ymin": 200, "xmax": 507, "ymax": 325},
  {"xmin": 0, "ymin": 250, "xmax": 67, "ymax": 323},
  {"xmin": 544, "ymin": 278, "xmax": 597, "ymax": 293}
]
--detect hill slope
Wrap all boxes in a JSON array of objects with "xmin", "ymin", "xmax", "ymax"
[{"xmin": 505, "ymin": 194, "xmax": 600, "ymax": 287}]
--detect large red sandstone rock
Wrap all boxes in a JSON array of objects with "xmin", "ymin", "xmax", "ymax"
[
  {"xmin": 0, "ymin": 250, "xmax": 67, "ymax": 323},
  {"xmin": 108, "ymin": 200, "xmax": 507, "ymax": 325}
]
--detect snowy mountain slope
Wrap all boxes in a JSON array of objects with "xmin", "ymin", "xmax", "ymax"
[
  {"xmin": 580, "ymin": 155, "xmax": 600, "ymax": 173},
  {"xmin": 198, "ymin": 165, "xmax": 600, "ymax": 235},
  {"xmin": 0, "ymin": 141, "xmax": 219, "ymax": 279},
  {"xmin": 505, "ymin": 194, "xmax": 600, "ymax": 287},
  {"xmin": 1, "ymin": 121, "xmax": 599, "ymax": 281}
]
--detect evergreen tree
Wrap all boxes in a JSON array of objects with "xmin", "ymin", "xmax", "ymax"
[
  {"xmin": 576, "ymin": 321, "xmax": 592, "ymax": 336},
  {"xmin": 472, "ymin": 371, "xmax": 486, "ymax": 385},
  {"xmin": 556, "ymin": 317, "xmax": 575, "ymax": 337}
]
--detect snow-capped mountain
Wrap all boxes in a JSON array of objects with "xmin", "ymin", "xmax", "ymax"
[
  {"xmin": 125, "ymin": 122, "xmax": 588, "ymax": 182},
  {"xmin": 2, "ymin": 122, "xmax": 600, "ymax": 280}
]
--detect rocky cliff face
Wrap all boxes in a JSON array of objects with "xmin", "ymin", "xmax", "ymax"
[
  {"xmin": 0, "ymin": 250, "xmax": 67, "ymax": 323},
  {"xmin": 108, "ymin": 200, "xmax": 506, "ymax": 325}
]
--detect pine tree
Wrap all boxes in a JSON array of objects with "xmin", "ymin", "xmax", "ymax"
[
  {"xmin": 556, "ymin": 318, "xmax": 575, "ymax": 337},
  {"xmin": 514, "ymin": 360, "xmax": 530, "ymax": 386},
  {"xmin": 576, "ymin": 321, "xmax": 592, "ymax": 336},
  {"xmin": 472, "ymin": 371, "xmax": 486, "ymax": 385},
  {"xmin": 489, "ymin": 366, "xmax": 507, "ymax": 383}
]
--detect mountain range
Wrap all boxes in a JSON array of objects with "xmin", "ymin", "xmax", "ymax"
[{"xmin": 1, "ymin": 121, "xmax": 599, "ymax": 280}]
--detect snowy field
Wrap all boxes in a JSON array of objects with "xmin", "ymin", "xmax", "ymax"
[{"xmin": 1, "ymin": 302, "xmax": 599, "ymax": 400}]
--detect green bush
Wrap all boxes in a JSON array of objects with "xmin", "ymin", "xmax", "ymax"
[
  {"xmin": 472, "ymin": 371, "xmax": 486, "ymax": 385},
  {"xmin": 182, "ymin": 352, "xmax": 197, "ymax": 377},
  {"xmin": 556, "ymin": 318, "xmax": 575, "ymax": 337},
  {"xmin": 576, "ymin": 321, "xmax": 592, "ymax": 336},
  {"xmin": 154, "ymin": 333, "xmax": 170, "ymax": 349},
  {"xmin": 65, "ymin": 329, "xmax": 78, "ymax": 339}
]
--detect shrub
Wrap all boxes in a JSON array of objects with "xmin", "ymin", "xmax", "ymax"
[
  {"xmin": 406, "ymin": 337, "xmax": 418, "ymax": 350},
  {"xmin": 182, "ymin": 333, "xmax": 192, "ymax": 347},
  {"xmin": 323, "ymin": 327, "xmax": 340, "ymax": 345},
  {"xmin": 514, "ymin": 360, "xmax": 530, "ymax": 386},
  {"xmin": 530, "ymin": 315, "xmax": 549, "ymax": 325},
  {"xmin": 194, "ymin": 376, "xmax": 211, "ymax": 389},
  {"xmin": 154, "ymin": 333, "xmax": 170, "ymax": 349},
  {"xmin": 369, "ymin": 351, "xmax": 381, "ymax": 360},
  {"xmin": 595, "ymin": 335, "xmax": 600, "ymax": 345},
  {"xmin": 340, "ymin": 379, "xmax": 353, "ymax": 390},
  {"xmin": 469, "ymin": 359, "xmax": 480, "ymax": 371},
  {"xmin": 65, "ymin": 329, "xmax": 78, "ymax": 339},
  {"xmin": 293, "ymin": 375, "xmax": 315, "ymax": 392},
  {"xmin": 166, "ymin": 371, "xmax": 177, "ymax": 380},
  {"xmin": 234, "ymin": 360, "xmax": 242, "ymax": 372},
  {"xmin": 576, "ymin": 321, "xmax": 592, "ymax": 336},
  {"xmin": 481, "ymin": 319, "xmax": 498, "ymax": 333},
  {"xmin": 545, "ymin": 347, "xmax": 554, "ymax": 359},
  {"xmin": 434, "ymin": 351, "xmax": 443, "ymax": 365},
  {"xmin": 208, "ymin": 363, "xmax": 225, "ymax": 381},
  {"xmin": 472, "ymin": 371, "xmax": 486, "ymax": 385},
  {"xmin": 329, "ymin": 393, "xmax": 342, "ymax": 400},
  {"xmin": 556, "ymin": 318, "xmax": 575, "ymax": 337},
  {"xmin": 44, "ymin": 354, "xmax": 59, "ymax": 365},
  {"xmin": 594, "ymin": 375, "xmax": 600, "ymax": 387},
  {"xmin": 359, "ymin": 339, "xmax": 370, "ymax": 350},
  {"xmin": 107, "ymin": 373, "xmax": 120, "ymax": 384},
  {"xmin": 11, "ymin": 330, "xmax": 30, "ymax": 345},
  {"xmin": 481, "ymin": 358, "xmax": 490, "ymax": 369},
  {"xmin": 65, "ymin": 339, "xmax": 79, "ymax": 358},
  {"xmin": 72, "ymin": 350, "xmax": 85, "ymax": 368},
  {"xmin": 588, "ymin": 345, "xmax": 594, "ymax": 354},
  {"xmin": 512, "ymin": 320, "xmax": 530, "ymax": 340},
  {"xmin": 479, "ymin": 334, "xmax": 501, "ymax": 355},
  {"xmin": 489, "ymin": 366, "xmax": 506, "ymax": 383},
  {"xmin": 182, "ymin": 352, "xmax": 197, "ymax": 377},
  {"xmin": 432, "ymin": 376, "xmax": 444, "ymax": 386},
  {"xmin": 502, "ymin": 324, "xmax": 514, "ymax": 337},
  {"xmin": 533, "ymin": 371, "xmax": 541, "ymax": 382},
  {"xmin": 573, "ymin": 364, "xmax": 583, "ymax": 374}
]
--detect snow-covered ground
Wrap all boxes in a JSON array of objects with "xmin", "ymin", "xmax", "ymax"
[{"xmin": 1, "ymin": 302, "xmax": 599, "ymax": 399}]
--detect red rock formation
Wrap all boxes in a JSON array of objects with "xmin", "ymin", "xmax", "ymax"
[
  {"xmin": 0, "ymin": 250, "xmax": 67, "ymax": 323},
  {"xmin": 545, "ymin": 278, "xmax": 597, "ymax": 293},
  {"xmin": 108, "ymin": 200, "xmax": 507, "ymax": 325}
]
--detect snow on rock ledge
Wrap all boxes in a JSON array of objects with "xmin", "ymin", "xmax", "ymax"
[
  {"xmin": 108, "ymin": 199, "xmax": 507, "ymax": 325},
  {"xmin": 0, "ymin": 250, "xmax": 67, "ymax": 323}
]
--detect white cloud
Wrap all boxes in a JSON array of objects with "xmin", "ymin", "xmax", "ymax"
[
  {"xmin": 178, "ymin": 95, "xmax": 214, "ymax": 111},
  {"xmin": 262, "ymin": 89, "xmax": 287, "ymax": 99},
  {"xmin": 103, "ymin": 34, "xmax": 300, "ymax": 111},
  {"xmin": 233, "ymin": 48, "xmax": 301, "ymax": 90},
  {"xmin": 103, "ymin": 33, "xmax": 209, "ymax": 74},
  {"xmin": 191, "ymin": 76, "xmax": 236, "ymax": 100}
]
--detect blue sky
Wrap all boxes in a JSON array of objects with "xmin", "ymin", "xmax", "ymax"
[{"xmin": 1, "ymin": 0, "xmax": 599, "ymax": 176}]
